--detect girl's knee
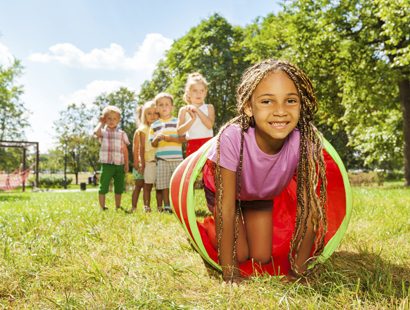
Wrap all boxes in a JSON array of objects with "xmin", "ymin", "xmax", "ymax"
[
  {"xmin": 236, "ymin": 247, "xmax": 249, "ymax": 263},
  {"xmin": 251, "ymin": 253, "xmax": 271, "ymax": 265}
]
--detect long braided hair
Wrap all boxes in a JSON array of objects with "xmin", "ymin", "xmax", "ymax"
[{"xmin": 214, "ymin": 59, "xmax": 327, "ymax": 276}]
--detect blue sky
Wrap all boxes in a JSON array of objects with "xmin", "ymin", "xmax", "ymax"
[{"xmin": 0, "ymin": 0, "xmax": 280, "ymax": 152}]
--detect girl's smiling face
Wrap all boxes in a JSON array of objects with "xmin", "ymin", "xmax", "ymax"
[
  {"xmin": 248, "ymin": 70, "xmax": 301, "ymax": 155},
  {"xmin": 145, "ymin": 107, "xmax": 158, "ymax": 125}
]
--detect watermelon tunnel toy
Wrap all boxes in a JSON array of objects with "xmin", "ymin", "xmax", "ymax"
[{"xmin": 170, "ymin": 138, "xmax": 352, "ymax": 276}]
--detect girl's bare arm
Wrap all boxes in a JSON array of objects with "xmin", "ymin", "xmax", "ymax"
[
  {"xmin": 193, "ymin": 104, "xmax": 215, "ymax": 129},
  {"xmin": 216, "ymin": 166, "xmax": 240, "ymax": 281},
  {"xmin": 177, "ymin": 106, "xmax": 196, "ymax": 135}
]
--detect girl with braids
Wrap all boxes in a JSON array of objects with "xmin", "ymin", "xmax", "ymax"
[{"xmin": 205, "ymin": 59, "xmax": 327, "ymax": 283}]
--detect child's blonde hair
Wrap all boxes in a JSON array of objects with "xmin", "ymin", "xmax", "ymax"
[
  {"xmin": 102, "ymin": 105, "xmax": 121, "ymax": 118},
  {"xmin": 139, "ymin": 100, "xmax": 157, "ymax": 126},
  {"xmin": 183, "ymin": 72, "xmax": 209, "ymax": 104},
  {"xmin": 154, "ymin": 92, "xmax": 174, "ymax": 105},
  {"xmin": 214, "ymin": 59, "xmax": 328, "ymax": 277}
]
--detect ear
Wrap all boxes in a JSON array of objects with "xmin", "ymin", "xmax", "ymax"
[{"xmin": 244, "ymin": 101, "xmax": 253, "ymax": 117}]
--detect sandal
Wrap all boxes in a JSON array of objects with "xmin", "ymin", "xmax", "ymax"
[{"xmin": 144, "ymin": 206, "xmax": 152, "ymax": 213}]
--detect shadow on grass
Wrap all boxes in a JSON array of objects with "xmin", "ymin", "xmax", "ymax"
[
  {"xmin": 196, "ymin": 249, "xmax": 410, "ymax": 299},
  {"xmin": 0, "ymin": 193, "xmax": 30, "ymax": 202},
  {"xmin": 314, "ymin": 250, "xmax": 410, "ymax": 299}
]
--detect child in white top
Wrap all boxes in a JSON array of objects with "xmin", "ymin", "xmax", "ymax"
[{"xmin": 177, "ymin": 72, "xmax": 215, "ymax": 156}]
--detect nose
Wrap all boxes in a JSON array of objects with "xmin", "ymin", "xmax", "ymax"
[{"xmin": 272, "ymin": 102, "xmax": 287, "ymax": 116}]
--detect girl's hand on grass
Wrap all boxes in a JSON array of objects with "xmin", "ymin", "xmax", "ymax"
[
  {"xmin": 222, "ymin": 267, "xmax": 245, "ymax": 284},
  {"xmin": 280, "ymin": 269, "xmax": 306, "ymax": 284}
]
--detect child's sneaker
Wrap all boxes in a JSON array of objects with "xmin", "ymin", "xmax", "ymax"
[
  {"xmin": 144, "ymin": 206, "xmax": 151, "ymax": 213},
  {"xmin": 164, "ymin": 206, "xmax": 173, "ymax": 213}
]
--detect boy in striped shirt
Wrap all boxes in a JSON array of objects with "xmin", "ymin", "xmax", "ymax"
[{"xmin": 150, "ymin": 93, "xmax": 185, "ymax": 212}]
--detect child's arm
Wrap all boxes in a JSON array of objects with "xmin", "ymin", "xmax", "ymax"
[
  {"xmin": 139, "ymin": 132, "xmax": 146, "ymax": 173},
  {"xmin": 123, "ymin": 143, "xmax": 129, "ymax": 173},
  {"xmin": 216, "ymin": 166, "xmax": 242, "ymax": 282},
  {"xmin": 93, "ymin": 116, "xmax": 105, "ymax": 138},
  {"xmin": 163, "ymin": 135, "xmax": 186, "ymax": 143},
  {"xmin": 177, "ymin": 106, "xmax": 196, "ymax": 135},
  {"xmin": 189, "ymin": 104, "xmax": 215, "ymax": 129},
  {"xmin": 290, "ymin": 192, "xmax": 316, "ymax": 278},
  {"xmin": 132, "ymin": 130, "xmax": 140, "ymax": 170},
  {"xmin": 151, "ymin": 134, "xmax": 164, "ymax": 147}
]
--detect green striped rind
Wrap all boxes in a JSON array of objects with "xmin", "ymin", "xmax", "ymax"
[
  {"xmin": 317, "ymin": 138, "xmax": 352, "ymax": 263},
  {"xmin": 175, "ymin": 153, "xmax": 201, "ymax": 253},
  {"xmin": 185, "ymin": 141, "xmax": 221, "ymax": 270}
]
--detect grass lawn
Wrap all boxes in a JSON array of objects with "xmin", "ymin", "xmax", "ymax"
[{"xmin": 0, "ymin": 184, "xmax": 409, "ymax": 309}]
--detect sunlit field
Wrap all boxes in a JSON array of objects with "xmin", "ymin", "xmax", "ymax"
[{"xmin": 0, "ymin": 184, "xmax": 409, "ymax": 309}]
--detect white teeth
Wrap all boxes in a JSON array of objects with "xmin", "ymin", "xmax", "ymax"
[{"xmin": 270, "ymin": 122, "xmax": 287, "ymax": 126}]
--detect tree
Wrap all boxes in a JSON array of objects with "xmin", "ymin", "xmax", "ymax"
[
  {"xmin": 244, "ymin": 0, "xmax": 410, "ymax": 182},
  {"xmin": 54, "ymin": 103, "xmax": 95, "ymax": 185},
  {"xmin": 0, "ymin": 60, "xmax": 29, "ymax": 171},
  {"xmin": 0, "ymin": 60, "xmax": 28, "ymax": 141},
  {"xmin": 286, "ymin": 0, "xmax": 410, "ymax": 183},
  {"xmin": 138, "ymin": 13, "xmax": 251, "ymax": 129}
]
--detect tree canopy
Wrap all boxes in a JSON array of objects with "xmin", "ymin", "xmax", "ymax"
[{"xmin": 0, "ymin": 60, "xmax": 28, "ymax": 141}]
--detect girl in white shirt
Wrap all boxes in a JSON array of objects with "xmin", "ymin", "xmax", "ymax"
[{"xmin": 177, "ymin": 72, "xmax": 215, "ymax": 156}]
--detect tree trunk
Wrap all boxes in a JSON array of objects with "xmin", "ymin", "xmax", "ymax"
[{"xmin": 399, "ymin": 78, "xmax": 410, "ymax": 186}]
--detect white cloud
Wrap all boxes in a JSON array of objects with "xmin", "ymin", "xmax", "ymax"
[
  {"xmin": 0, "ymin": 42, "xmax": 15, "ymax": 67},
  {"xmin": 60, "ymin": 80, "xmax": 135, "ymax": 106},
  {"xmin": 28, "ymin": 33, "xmax": 173, "ymax": 72}
]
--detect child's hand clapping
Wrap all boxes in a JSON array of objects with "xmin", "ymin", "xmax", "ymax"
[
  {"xmin": 187, "ymin": 105, "xmax": 199, "ymax": 113},
  {"xmin": 186, "ymin": 106, "xmax": 197, "ymax": 120}
]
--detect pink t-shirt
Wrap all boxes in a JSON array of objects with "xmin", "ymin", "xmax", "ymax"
[{"xmin": 207, "ymin": 124, "xmax": 300, "ymax": 200}]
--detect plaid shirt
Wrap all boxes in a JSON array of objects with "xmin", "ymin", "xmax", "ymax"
[{"xmin": 99, "ymin": 127, "xmax": 130, "ymax": 165}]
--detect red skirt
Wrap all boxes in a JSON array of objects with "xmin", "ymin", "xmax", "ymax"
[{"xmin": 186, "ymin": 137, "xmax": 212, "ymax": 156}]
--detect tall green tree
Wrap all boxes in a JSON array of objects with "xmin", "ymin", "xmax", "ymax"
[
  {"xmin": 138, "ymin": 13, "xmax": 251, "ymax": 129},
  {"xmin": 54, "ymin": 103, "xmax": 96, "ymax": 184},
  {"xmin": 244, "ymin": 0, "xmax": 410, "ymax": 182},
  {"xmin": 0, "ymin": 60, "xmax": 29, "ymax": 171},
  {"xmin": 0, "ymin": 60, "xmax": 28, "ymax": 141}
]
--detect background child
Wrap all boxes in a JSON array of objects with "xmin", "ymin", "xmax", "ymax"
[
  {"xmin": 130, "ymin": 105, "xmax": 144, "ymax": 213},
  {"xmin": 137, "ymin": 100, "xmax": 159, "ymax": 212},
  {"xmin": 150, "ymin": 93, "xmax": 185, "ymax": 212},
  {"xmin": 177, "ymin": 72, "xmax": 215, "ymax": 156},
  {"xmin": 206, "ymin": 59, "xmax": 328, "ymax": 283},
  {"xmin": 93, "ymin": 105, "xmax": 130, "ymax": 211}
]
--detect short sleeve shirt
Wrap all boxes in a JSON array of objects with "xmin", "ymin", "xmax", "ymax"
[
  {"xmin": 99, "ymin": 127, "xmax": 130, "ymax": 165},
  {"xmin": 207, "ymin": 125, "xmax": 300, "ymax": 200}
]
